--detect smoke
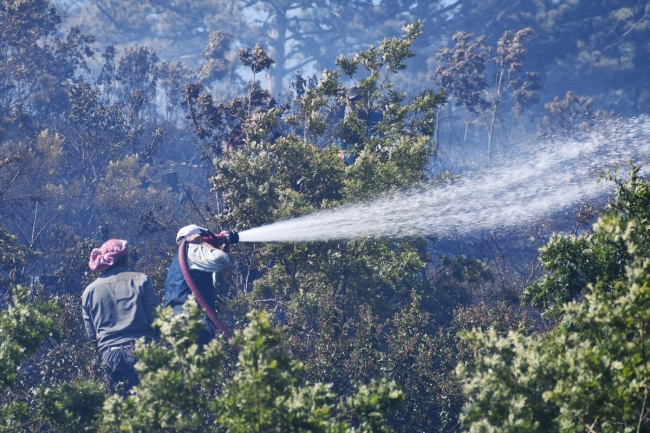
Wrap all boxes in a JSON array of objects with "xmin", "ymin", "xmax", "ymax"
[{"xmin": 238, "ymin": 116, "xmax": 650, "ymax": 243}]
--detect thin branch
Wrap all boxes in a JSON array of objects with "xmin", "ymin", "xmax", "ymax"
[
  {"xmin": 93, "ymin": 1, "xmax": 129, "ymax": 32},
  {"xmin": 605, "ymin": 11, "xmax": 648, "ymax": 51},
  {"xmin": 244, "ymin": 243, "xmax": 256, "ymax": 293},
  {"xmin": 638, "ymin": 385, "xmax": 648, "ymax": 433},
  {"xmin": 638, "ymin": 317, "xmax": 648, "ymax": 433},
  {"xmin": 252, "ymin": 298, "xmax": 289, "ymax": 307},
  {"xmin": 586, "ymin": 420, "xmax": 598, "ymax": 433},
  {"xmin": 428, "ymin": 0, "xmax": 466, "ymax": 22},
  {"xmin": 179, "ymin": 181, "xmax": 212, "ymax": 230},
  {"xmin": 29, "ymin": 193, "xmax": 75, "ymax": 249},
  {"xmin": 0, "ymin": 419, "xmax": 39, "ymax": 432},
  {"xmin": 281, "ymin": 57, "xmax": 317, "ymax": 77},
  {"xmin": 30, "ymin": 201, "xmax": 38, "ymax": 247}
]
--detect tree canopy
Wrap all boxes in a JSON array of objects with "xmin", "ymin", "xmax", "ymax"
[{"xmin": 1, "ymin": 0, "xmax": 649, "ymax": 431}]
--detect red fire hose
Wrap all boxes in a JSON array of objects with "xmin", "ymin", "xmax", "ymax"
[{"xmin": 178, "ymin": 240, "xmax": 234, "ymax": 341}]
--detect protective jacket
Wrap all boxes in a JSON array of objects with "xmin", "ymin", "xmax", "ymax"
[
  {"xmin": 82, "ymin": 264, "xmax": 157, "ymax": 351},
  {"xmin": 164, "ymin": 244, "xmax": 232, "ymax": 344},
  {"xmin": 164, "ymin": 254, "xmax": 216, "ymax": 315},
  {"xmin": 164, "ymin": 244, "xmax": 231, "ymax": 313}
]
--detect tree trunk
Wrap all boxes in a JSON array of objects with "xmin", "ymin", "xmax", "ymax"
[
  {"xmin": 488, "ymin": 105, "xmax": 497, "ymax": 162},
  {"xmin": 486, "ymin": 64, "xmax": 504, "ymax": 163},
  {"xmin": 268, "ymin": 4, "xmax": 288, "ymax": 95}
]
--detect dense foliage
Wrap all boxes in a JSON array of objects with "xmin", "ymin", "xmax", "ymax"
[
  {"xmin": 1, "ymin": 0, "xmax": 649, "ymax": 431},
  {"xmin": 460, "ymin": 174, "xmax": 650, "ymax": 431},
  {"xmin": 100, "ymin": 301, "xmax": 404, "ymax": 432},
  {"xmin": 523, "ymin": 167, "xmax": 650, "ymax": 317}
]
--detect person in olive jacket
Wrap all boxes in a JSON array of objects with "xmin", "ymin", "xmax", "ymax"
[{"xmin": 82, "ymin": 239, "xmax": 158, "ymax": 395}]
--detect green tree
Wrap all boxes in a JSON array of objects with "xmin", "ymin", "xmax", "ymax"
[
  {"xmin": 217, "ymin": 309, "xmax": 403, "ymax": 433},
  {"xmin": 0, "ymin": 287, "xmax": 60, "ymax": 395},
  {"xmin": 459, "ymin": 210, "xmax": 650, "ymax": 431},
  {"xmin": 435, "ymin": 28, "xmax": 541, "ymax": 160},
  {"xmin": 179, "ymin": 23, "xmax": 472, "ymax": 432},
  {"xmin": 0, "ymin": 225, "xmax": 33, "ymax": 288},
  {"xmin": 101, "ymin": 300, "xmax": 227, "ymax": 431},
  {"xmin": 0, "ymin": 286, "xmax": 104, "ymax": 432},
  {"xmin": 523, "ymin": 167, "xmax": 650, "ymax": 317}
]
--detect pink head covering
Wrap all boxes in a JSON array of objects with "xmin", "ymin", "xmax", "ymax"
[{"xmin": 88, "ymin": 239, "xmax": 129, "ymax": 273}]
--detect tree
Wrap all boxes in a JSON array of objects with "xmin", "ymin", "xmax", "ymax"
[
  {"xmin": 57, "ymin": 0, "xmax": 650, "ymax": 118},
  {"xmin": 101, "ymin": 300, "xmax": 228, "ymax": 431},
  {"xmin": 523, "ymin": 167, "xmax": 650, "ymax": 318},
  {"xmin": 182, "ymin": 22, "xmax": 528, "ymax": 433},
  {"xmin": 217, "ymin": 309, "xmax": 403, "ymax": 433},
  {"xmin": 0, "ymin": 286, "xmax": 104, "ymax": 432},
  {"xmin": 198, "ymin": 30, "xmax": 234, "ymax": 84},
  {"xmin": 0, "ymin": 225, "xmax": 33, "ymax": 288},
  {"xmin": 0, "ymin": 0, "xmax": 94, "ymax": 129},
  {"xmin": 538, "ymin": 90, "xmax": 616, "ymax": 139},
  {"xmin": 425, "ymin": 0, "xmax": 650, "ymax": 114},
  {"xmin": 539, "ymin": 91, "xmax": 594, "ymax": 138},
  {"xmin": 59, "ymin": 0, "xmax": 243, "ymax": 69},
  {"xmin": 459, "ymin": 207, "xmax": 650, "ymax": 431},
  {"xmin": 7, "ymin": 1, "xmax": 633, "ymax": 431},
  {"xmin": 61, "ymin": 0, "xmax": 458, "ymax": 94},
  {"xmin": 239, "ymin": 44, "xmax": 276, "ymax": 115},
  {"xmin": 435, "ymin": 28, "xmax": 541, "ymax": 160},
  {"xmin": 203, "ymin": 20, "xmax": 444, "ymax": 294},
  {"xmin": 236, "ymin": 0, "xmax": 386, "ymax": 93},
  {"xmin": 0, "ymin": 0, "xmax": 215, "ymax": 289}
]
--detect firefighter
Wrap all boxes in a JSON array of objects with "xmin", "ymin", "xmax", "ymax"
[
  {"xmin": 164, "ymin": 225, "xmax": 234, "ymax": 345},
  {"xmin": 82, "ymin": 239, "xmax": 158, "ymax": 395}
]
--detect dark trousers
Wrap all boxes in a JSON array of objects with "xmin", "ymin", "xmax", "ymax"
[{"xmin": 101, "ymin": 343, "xmax": 139, "ymax": 396}]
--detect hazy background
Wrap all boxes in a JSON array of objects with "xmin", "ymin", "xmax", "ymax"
[{"xmin": 53, "ymin": 0, "xmax": 649, "ymax": 111}]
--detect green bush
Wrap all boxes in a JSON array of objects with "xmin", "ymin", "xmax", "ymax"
[
  {"xmin": 461, "ymin": 205, "xmax": 650, "ymax": 431},
  {"xmin": 101, "ymin": 298, "xmax": 403, "ymax": 432}
]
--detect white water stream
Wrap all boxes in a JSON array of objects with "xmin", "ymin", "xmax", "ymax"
[{"xmin": 239, "ymin": 117, "xmax": 650, "ymax": 243}]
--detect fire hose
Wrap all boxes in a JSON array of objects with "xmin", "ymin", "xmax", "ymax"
[{"xmin": 178, "ymin": 240, "xmax": 234, "ymax": 341}]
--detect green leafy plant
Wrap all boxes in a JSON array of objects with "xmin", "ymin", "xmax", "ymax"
[
  {"xmin": 523, "ymin": 167, "xmax": 650, "ymax": 317},
  {"xmin": 460, "ymin": 180, "xmax": 650, "ymax": 431},
  {"xmin": 0, "ymin": 254, "xmax": 107, "ymax": 433},
  {"xmin": 101, "ymin": 299, "xmax": 403, "ymax": 432}
]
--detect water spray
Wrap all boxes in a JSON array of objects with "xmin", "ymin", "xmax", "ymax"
[{"xmin": 237, "ymin": 116, "xmax": 650, "ymax": 244}]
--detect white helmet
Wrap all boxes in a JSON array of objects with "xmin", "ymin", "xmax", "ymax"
[{"xmin": 176, "ymin": 224, "xmax": 208, "ymax": 244}]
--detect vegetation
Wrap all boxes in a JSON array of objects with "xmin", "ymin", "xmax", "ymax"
[
  {"xmin": 435, "ymin": 28, "xmax": 541, "ymax": 159},
  {"xmin": 101, "ymin": 301, "xmax": 404, "ymax": 432},
  {"xmin": 523, "ymin": 167, "xmax": 650, "ymax": 317},
  {"xmin": 0, "ymin": 0, "xmax": 649, "ymax": 431},
  {"xmin": 460, "ymin": 173, "xmax": 650, "ymax": 431}
]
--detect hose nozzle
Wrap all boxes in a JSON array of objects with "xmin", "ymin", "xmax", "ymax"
[
  {"xmin": 202, "ymin": 230, "xmax": 240, "ymax": 247},
  {"xmin": 223, "ymin": 230, "xmax": 239, "ymax": 245}
]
